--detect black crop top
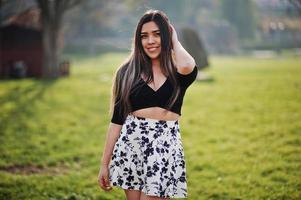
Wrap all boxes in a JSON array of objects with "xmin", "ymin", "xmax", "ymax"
[{"xmin": 111, "ymin": 66, "xmax": 198, "ymax": 125}]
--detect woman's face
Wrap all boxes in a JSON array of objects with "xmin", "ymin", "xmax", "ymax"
[{"xmin": 141, "ymin": 21, "xmax": 161, "ymax": 61}]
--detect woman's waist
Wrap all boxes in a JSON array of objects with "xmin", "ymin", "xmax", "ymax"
[{"xmin": 131, "ymin": 107, "xmax": 180, "ymax": 121}]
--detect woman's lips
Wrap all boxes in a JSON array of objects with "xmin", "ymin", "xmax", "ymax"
[{"xmin": 147, "ymin": 46, "xmax": 159, "ymax": 52}]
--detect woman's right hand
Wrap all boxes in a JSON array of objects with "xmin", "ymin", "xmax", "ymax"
[{"xmin": 98, "ymin": 165, "xmax": 112, "ymax": 191}]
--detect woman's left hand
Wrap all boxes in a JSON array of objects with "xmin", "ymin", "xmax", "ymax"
[
  {"xmin": 169, "ymin": 24, "xmax": 196, "ymax": 71},
  {"xmin": 169, "ymin": 24, "xmax": 179, "ymax": 47}
]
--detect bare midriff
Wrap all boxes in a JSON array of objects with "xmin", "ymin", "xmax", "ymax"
[{"xmin": 131, "ymin": 107, "xmax": 180, "ymax": 121}]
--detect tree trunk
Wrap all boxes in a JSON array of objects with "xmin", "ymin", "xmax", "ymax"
[
  {"xmin": 37, "ymin": 0, "xmax": 82, "ymax": 78},
  {"xmin": 42, "ymin": 20, "xmax": 61, "ymax": 78}
]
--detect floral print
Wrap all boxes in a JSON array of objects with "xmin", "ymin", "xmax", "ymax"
[{"xmin": 109, "ymin": 114, "xmax": 187, "ymax": 198}]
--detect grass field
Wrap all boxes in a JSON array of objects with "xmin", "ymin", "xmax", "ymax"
[{"xmin": 0, "ymin": 53, "xmax": 300, "ymax": 200}]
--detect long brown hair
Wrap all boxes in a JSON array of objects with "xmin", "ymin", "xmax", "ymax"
[{"xmin": 111, "ymin": 9, "xmax": 180, "ymax": 119}]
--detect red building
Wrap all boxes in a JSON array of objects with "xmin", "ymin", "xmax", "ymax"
[{"xmin": 0, "ymin": 3, "xmax": 43, "ymax": 78}]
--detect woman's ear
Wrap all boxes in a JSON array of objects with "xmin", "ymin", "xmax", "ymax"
[
  {"xmin": 169, "ymin": 24, "xmax": 172, "ymax": 33},
  {"xmin": 171, "ymin": 50, "xmax": 176, "ymax": 65}
]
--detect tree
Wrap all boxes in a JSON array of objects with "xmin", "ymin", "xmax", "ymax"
[
  {"xmin": 221, "ymin": 0, "xmax": 256, "ymax": 40},
  {"xmin": 36, "ymin": 0, "xmax": 82, "ymax": 78},
  {"xmin": 288, "ymin": 0, "xmax": 301, "ymax": 14}
]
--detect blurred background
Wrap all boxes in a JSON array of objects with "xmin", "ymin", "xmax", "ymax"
[
  {"xmin": 0, "ymin": 0, "xmax": 301, "ymax": 200},
  {"xmin": 63, "ymin": 0, "xmax": 301, "ymax": 56},
  {"xmin": 1, "ymin": 0, "xmax": 301, "ymax": 78}
]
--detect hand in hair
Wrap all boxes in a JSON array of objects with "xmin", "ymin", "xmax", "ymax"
[
  {"xmin": 169, "ymin": 24, "xmax": 179, "ymax": 49},
  {"xmin": 169, "ymin": 24, "xmax": 196, "ymax": 74}
]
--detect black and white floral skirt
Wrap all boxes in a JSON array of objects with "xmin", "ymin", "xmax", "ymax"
[{"xmin": 109, "ymin": 114, "xmax": 187, "ymax": 199}]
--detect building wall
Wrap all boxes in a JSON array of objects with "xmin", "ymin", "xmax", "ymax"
[{"xmin": 0, "ymin": 25, "xmax": 43, "ymax": 78}]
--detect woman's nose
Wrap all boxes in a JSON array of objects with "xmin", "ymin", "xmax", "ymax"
[{"xmin": 147, "ymin": 35, "xmax": 155, "ymax": 44}]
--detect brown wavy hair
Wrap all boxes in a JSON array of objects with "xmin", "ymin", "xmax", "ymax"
[{"xmin": 111, "ymin": 9, "xmax": 180, "ymax": 119}]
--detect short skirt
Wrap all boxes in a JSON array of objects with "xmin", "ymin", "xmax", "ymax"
[{"xmin": 109, "ymin": 114, "xmax": 187, "ymax": 198}]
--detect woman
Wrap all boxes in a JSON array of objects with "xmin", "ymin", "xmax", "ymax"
[{"xmin": 98, "ymin": 10, "xmax": 197, "ymax": 200}]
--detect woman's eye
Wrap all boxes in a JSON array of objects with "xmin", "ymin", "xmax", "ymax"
[{"xmin": 141, "ymin": 35, "xmax": 147, "ymax": 39}]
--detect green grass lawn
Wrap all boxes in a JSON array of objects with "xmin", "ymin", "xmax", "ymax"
[{"xmin": 0, "ymin": 53, "xmax": 300, "ymax": 200}]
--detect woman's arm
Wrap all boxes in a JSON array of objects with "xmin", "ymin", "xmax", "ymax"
[
  {"xmin": 101, "ymin": 123, "xmax": 122, "ymax": 166},
  {"xmin": 98, "ymin": 122, "xmax": 122, "ymax": 191},
  {"xmin": 170, "ymin": 25, "xmax": 196, "ymax": 75}
]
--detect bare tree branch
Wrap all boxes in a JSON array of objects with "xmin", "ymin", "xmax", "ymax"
[
  {"xmin": 65, "ymin": 0, "xmax": 82, "ymax": 10},
  {"xmin": 288, "ymin": 0, "xmax": 301, "ymax": 14}
]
